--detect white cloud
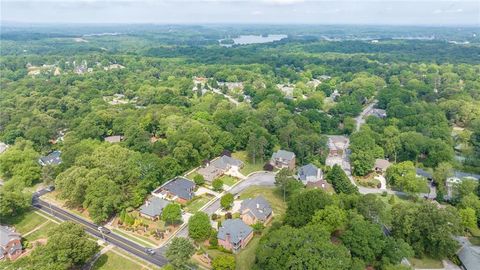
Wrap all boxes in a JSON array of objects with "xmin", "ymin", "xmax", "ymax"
[{"xmin": 251, "ymin": 10, "xmax": 263, "ymax": 15}]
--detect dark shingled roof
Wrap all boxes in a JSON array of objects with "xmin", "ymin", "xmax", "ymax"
[
  {"xmin": 272, "ymin": 150, "xmax": 295, "ymax": 161},
  {"xmin": 240, "ymin": 196, "xmax": 272, "ymax": 222},
  {"xmin": 139, "ymin": 197, "xmax": 170, "ymax": 218},
  {"xmin": 217, "ymin": 219, "xmax": 253, "ymax": 245},
  {"xmin": 157, "ymin": 177, "xmax": 195, "ymax": 200},
  {"xmin": 297, "ymin": 163, "xmax": 319, "ymax": 181},
  {"xmin": 39, "ymin": 150, "xmax": 62, "ymax": 166}
]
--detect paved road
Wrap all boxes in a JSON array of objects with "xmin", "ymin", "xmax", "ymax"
[
  {"xmin": 355, "ymin": 100, "xmax": 378, "ymax": 132},
  {"xmin": 173, "ymin": 172, "xmax": 276, "ymax": 239},
  {"xmin": 211, "ymin": 88, "xmax": 240, "ymax": 105},
  {"xmin": 32, "ymin": 191, "xmax": 168, "ymax": 267}
]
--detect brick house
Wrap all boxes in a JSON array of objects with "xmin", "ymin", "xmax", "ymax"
[
  {"xmin": 240, "ymin": 196, "xmax": 273, "ymax": 225},
  {"xmin": 217, "ymin": 219, "xmax": 253, "ymax": 253},
  {"xmin": 0, "ymin": 226, "xmax": 22, "ymax": 261},
  {"xmin": 152, "ymin": 177, "xmax": 196, "ymax": 204},
  {"xmin": 271, "ymin": 150, "xmax": 296, "ymax": 170}
]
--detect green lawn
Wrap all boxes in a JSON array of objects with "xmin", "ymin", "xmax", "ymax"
[
  {"xmin": 111, "ymin": 228, "xmax": 157, "ymax": 247},
  {"xmin": 232, "ymin": 151, "xmax": 264, "ymax": 175},
  {"xmin": 239, "ymin": 186, "xmax": 286, "ymax": 218},
  {"xmin": 410, "ymin": 257, "xmax": 443, "ymax": 269},
  {"xmin": 185, "ymin": 195, "xmax": 213, "ymax": 213},
  {"xmin": 219, "ymin": 175, "xmax": 238, "ymax": 187},
  {"xmin": 2, "ymin": 210, "xmax": 48, "ymax": 235},
  {"xmin": 93, "ymin": 251, "xmax": 145, "ymax": 270},
  {"xmin": 235, "ymin": 235, "xmax": 261, "ymax": 270},
  {"xmin": 25, "ymin": 221, "xmax": 58, "ymax": 241}
]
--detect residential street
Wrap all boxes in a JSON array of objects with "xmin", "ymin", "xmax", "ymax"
[
  {"xmin": 169, "ymin": 172, "xmax": 275, "ymax": 240},
  {"xmin": 32, "ymin": 191, "xmax": 168, "ymax": 267}
]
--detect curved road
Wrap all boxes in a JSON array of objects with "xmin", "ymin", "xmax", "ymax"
[{"xmin": 172, "ymin": 172, "xmax": 276, "ymax": 239}]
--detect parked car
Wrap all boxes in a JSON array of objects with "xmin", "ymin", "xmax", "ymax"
[{"xmin": 46, "ymin": 185, "xmax": 55, "ymax": 192}]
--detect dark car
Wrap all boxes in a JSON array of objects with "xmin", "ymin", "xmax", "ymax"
[{"xmin": 46, "ymin": 185, "xmax": 55, "ymax": 192}]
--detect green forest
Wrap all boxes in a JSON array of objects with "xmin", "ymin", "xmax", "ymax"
[{"xmin": 1, "ymin": 25, "xmax": 480, "ymax": 270}]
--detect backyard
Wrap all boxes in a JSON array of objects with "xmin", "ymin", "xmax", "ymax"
[
  {"xmin": 239, "ymin": 186, "xmax": 286, "ymax": 218},
  {"xmin": 409, "ymin": 257, "xmax": 444, "ymax": 269},
  {"xmin": 232, "ymin": 151, "xmax": 264, "ymax": 175},
  {"xmin": 185, "ymin": 194, "xmax": 214, "ymax": 213}
]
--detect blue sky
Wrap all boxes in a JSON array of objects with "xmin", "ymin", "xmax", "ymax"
[{"xmin": 2, "ymin": 0, "xmax": 479, "ymax": 25}]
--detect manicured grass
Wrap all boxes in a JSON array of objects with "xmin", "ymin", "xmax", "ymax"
[
  {"xmin": 24, "ymin": 221, "xmax": 57, "ymax": 241},
  {"xmin": 410, "ymin": 257, "xmax": 443, "ymax": 269},
  {"xmin": 111, "ymin": 228, "xmax": 157, "ymax": 247},
  {"xmin": 235, "ymin": 235, "xmax": 260, "ymax": 270},
  {"xmin": 219, "ymin": 175, "xmax": 238, "ymax": 187},
  {"xmin": 93, "ymin": 251, "xmax": 144, "ymax": 270},
  {"xmin": 232, "ymin": 151, "xmax": 264, "ymax": 175},
  {"xmin": 2, "ymin": 210, "xmax": 48, "ymax": 235},
  {"xmin": 239, "ymin": 186, "xmax": 286, "ymax": 218},
  {"xmin": 185, "ymin": 195, "xmax": 213, "ymax": 213}
]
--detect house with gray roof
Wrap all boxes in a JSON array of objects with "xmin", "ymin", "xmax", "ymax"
[
  {"xmin": 197, "ymin": 155, "xmax": 244, "ymax": 183},
  {"xmin": 38, "ymin": 150, "xmax": 62, "ymax": 166},
  {"xmin": 271, "ymin": 150, "xmax": 296, "ymax": 170},
  {"xmin": 153, "ymin": 177, "xmax": 195, "ymax": 204},
  {"xmin": 138, "ymin": 197, "xmax": 171, "ymax": 220},
  {"xmin": 457, "ymin": 237, "xmax": 480, "ymax": 270},
  {"xmin": 210, "ymin": 155, "xmax": 243, "ymax": 171},
  {"xmin": 240, "ymin": 196, "xmax": 273, "ymax": 225},
  {"xmin": 104, "ymin": 135, "xmax": 123, "ymax": 143},
  {"xmin": 0, "ymin": 226, "xmax": 22, "ymax": 261},
  {"xmin": 446, "ymin": 171, "xmax": 480, "ymax": 200},
  {"xmin": 297, "ymin": 163, "xmax": 323, "ymax": 185},
  {"xmin": 374, "ymin": 159, "xmax": 391, "ymax": 174},
  {"xmin": 217, "ymin": 219, "xmax": 253, "ymax": 253}
]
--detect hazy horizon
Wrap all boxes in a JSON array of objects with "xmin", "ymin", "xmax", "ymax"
[{"xmin": 2, "ymin": 0, "xmax": 479, "ymax": 26}]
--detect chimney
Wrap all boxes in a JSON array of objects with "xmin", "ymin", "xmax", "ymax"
[{"xmin": 226, "ymin": 233, "xmax": 231, "ymax": 244}]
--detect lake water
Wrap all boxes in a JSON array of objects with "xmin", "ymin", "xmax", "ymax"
[{"xmin": 220, "ymin": 34, "xmax": 287, "ymax": 46}]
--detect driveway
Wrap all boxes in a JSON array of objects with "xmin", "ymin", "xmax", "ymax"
[{"xmin": 167, "ymin": 172, "xmax": 276, "ymax": 241}]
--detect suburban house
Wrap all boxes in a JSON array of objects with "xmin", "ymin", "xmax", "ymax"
[
  {"xmin": 456, "ymin": 237, "xmax": 480, "ymax": 270},
  {"xmin": 367, "ymin": 108, "xmax": 387, "ymax": 119},
  {"xmin": 217, "ymin": 82, "xmax": 244, "ymax": 91},
  {"xmin": 276, "ymin": 84, "xmax": 294, "ymax": 99},
  {"xmin": 104, "ymin": 135, "xmax": 123, "ymax": 143},
  {"xmin": 152, "ymin": 177, "xmax": 196, "ymax": 204},
  {"xmin": 306, "ymin": 179, "xmax": 332, "ymax": 191},
  {"xmin": 0, "ymin": 226, "xmax": 22, "ymax": 261},
  {"xmin": 38, "ymin": 150, "xmax": 62, "ymax": 166},
  {"xmin": 327, "ymin": 136, "xmax": 348, "ymax": 157},
  {"xmin": 217, "ymin": 219, "xmax": 253, "ymax": 253},
  {"xmin": 138, "ymin": 197, "xmax": 171, "ymax": 220},
  {"xmin": 446, "ymin": 171, "xmax": 480, "ymax": 200},
  {"xmin": 271, "ymin": 150, "xmax": 296, "ymax": 170},
  {"xmin": 297, "ymin": 163, "xmax": 323, "ymax": 185},
  {"xmin": 197, "ymin": 155, "xmax": 244, "ymax": 183},
  {"xmin": 374, "ymin": 159, "xmax": 391, "ymax": 174},
  {"xmin": 240, "ymin": 196, "xmax": 273, "ymax": 225}
]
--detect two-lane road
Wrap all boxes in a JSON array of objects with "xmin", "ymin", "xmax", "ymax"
[{"xmin": 32, "ymin": 192, "xmax": 168, "ymax": 267}]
